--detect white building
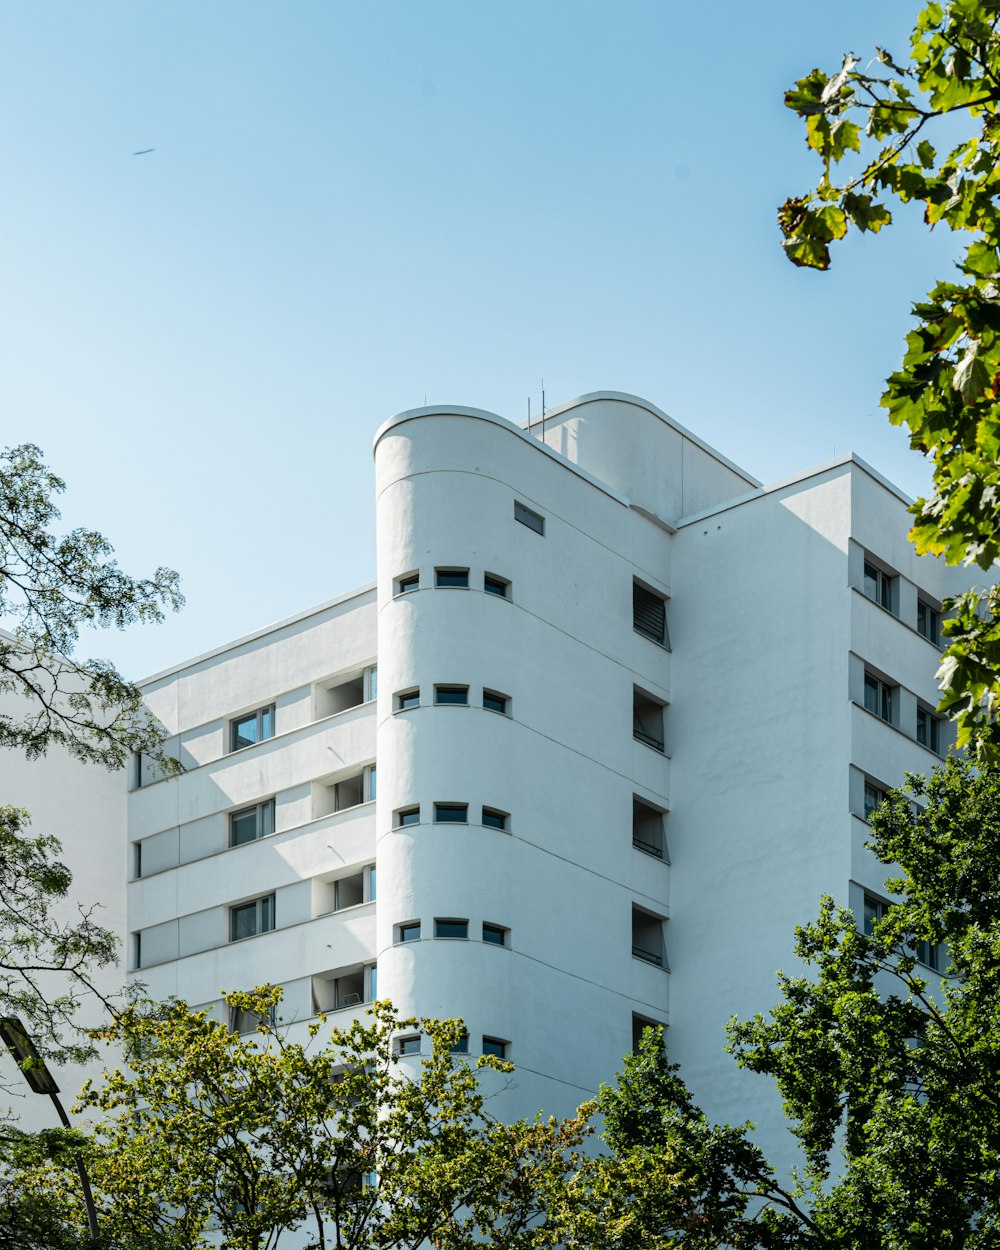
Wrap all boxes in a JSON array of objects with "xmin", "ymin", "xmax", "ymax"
[{"xmin": 126, "ymin": 391, "xmax": 976, "ymax": 1167}]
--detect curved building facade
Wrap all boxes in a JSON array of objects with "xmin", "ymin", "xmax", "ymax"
[{"xmin": 123, "ymin": 390, "xmax": 981, "ymax": 1154}]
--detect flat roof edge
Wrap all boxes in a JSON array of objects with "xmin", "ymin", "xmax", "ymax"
[{"xmin": 139, "ymin": 581, "xmax": 378, "ymax": 688}]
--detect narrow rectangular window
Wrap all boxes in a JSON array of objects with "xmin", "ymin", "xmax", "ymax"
[
  {"xmin": 863, "ymin": 672, "xmax": 894, "ymax": 724},
  {"xmin": 230, "ymin": 705, "xmax": 276, "ymax": 753},
  {"xmin": 450, "ymin": 1031, "xmax": 469, "ymax": 1054},
  {"xmin": 397, "ymin": 1035, "xmax": 421, "ymax": 1056},
  {"xmin": 633, "ymin": 582, "xmax": 669, "ymax": 647},
  {"xmin": 396, "ymin": 573, "xmax": 419, "ymax": 594},
  {"xmin": 864, "ymin": 782, "xmax": 885, "ymax": 820},
  {"xmin": 135, "ymin": 842, "xmax": 143, "ymax": 879},
  {"xmin": 917, "ymin": 599, "xmax": 940, "ymax": 645},
  {"xmin": 435, "ymin": 568, "xmax": 469, "ymax": 588},
  {"xmin": 484, "ymin": 574, "xmax": 510, "ymax": 598},
  {"xmin": 396, "ymin": 689, "xmax": 420, "ymax": 711},
  {"xmin": 434, "ymin": 803, "xmax": 468, "ymax": 824},
  {"xmin": 434, "ymin": 685, "xmax": 469, "ymax": 705},
  {"xmin": 398, "ymin": 921, "xmax": 421, "ymax": 943},
  {"xmin": 482, "ymin": 1037, "xmax": 507, "ymax": 1058},
  {"xmin": 483, "ymin": 690, "xmax": 509, "ymax": 715},
  {"xmin": 917, "ymin": 706, "xmax": 942, "ymax": 753},
  {"xmin": 396, "ymin": 806, "xmax": 420, "ymax": 828},
  {"xmin": 434, "ymin": 918, "xmax": 469, "ymax": 939},
  {"xmin": 482, "ymin": 923, "xmax": 508, "ymax": 946},
  {"xmin": 134, "ymin": 932, "xmax": 142, "ymax": 969},
  {"xmin": 481, "ymin": 807, "xmax": 509, "ymax": 831},
  {"xmin": 863, "ymin": 893, "xmax": 888, "ymax": 936},
  {"xmin": 863, "ymin": 560, "xmax": 894, "ymax": 613},
  {"xmin": 514, "ymin": 501, "xmax": 545, "ymax": 534}
]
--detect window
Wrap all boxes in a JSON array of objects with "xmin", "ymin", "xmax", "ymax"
[
  {"xmin": 633, "ymin": 581, "xmax": 669, "ymax": 647},
  {"xmin": 230, "ymin": 894, "xmax": 276, "ymax": 942},
  {"xmin": 230, "ymin": 1003, "xmax": 277, "ymax": 1034},
  {"xmin": 134, "ymin": 932, "xmax": 142, "ymax": 969},
  {"xmin": 435, "ymin": 918, "xmax": 468, "ymax": 939},
  {"xmin": 230, "ymin": 799, "xmax": 276, "ymax": 848},
  {"xmin": 863, "ymin": 671, "xmax": 895, "ymax": 724},
  {"xmin": 450, "ymin": 1031, "xmax": 469, "ymax": 1054},
  {"xmin": 396, "ymin": 806, "xmax": 420, "ymax": 828},
  {"xmin": 632, "ymin": 907, "xmax": 666, "ymax": 967},
  {"xmin": 917, "ymin": 598, "xmax": 940, "ymax": 645},
  {"xmin": 134, "ymin": 842, "xmax": 142, "ymax": 879},
  {"xmin": 514, "ymin": 501, "xmax": 545, "ymax": 534},
  {"xmin": 230, "ymin": 705, "xmax": 275, "ymax": 752},
  {"xmin": 864, "ymin": 781, "xmax": 886, "ymax": 820},
  {"xmin": 334, "ymin": 873, "xmax": 364, "ymax": 911},
  {"xmin": 917, "ymin": 706, "xmax": 942, "ymax": 754},
  {"xmin": 366, "ymin": 666, "xmax": 378, "ymax": 701},
  {"xmin": 397, "ymin": 921, "xmax": 421, "ymax": 943},
  {"xmin": 367, "ymin": 765, "xmax": 377, "ymax": 802},
  {"xmin": 632, "ymin": 797, "xmax": 666, "ymax": 859},
  {"xmin": 368, "ymin": 866, "xmax": 377, "ymax": 901},
  {"xmin": 436, "ymin": 567, "xmax": 469, "ymax": 588},
  {"xmin": 396, "ymin": 572, "xmax": 419, "ymax": 594},
  {"xmin": 435, "ymin": 685, "xmax": 469, "ymax": 705},
  {"xmin": 369, "ymin": 963, "xmax": 378, "ymax": 1000},
  {"xmin": 482, "ymin": 923, "xmax": 508, "ymax": 946},
  {"xmin": 397, "ymin": 1035, "xmax": 421, "ymax": 1056},
  {"xmin": 481, "ymin": 806, "xmax": 509, "ymax": 831},
  {"xmin": 483, "ymin": 689, "xmax": 509, "ymax": 715},
  {"xmin": 916, "ymin": 938, "xmax": 946, "ymax": 972},
  {"xmin": 633, "ymin": 688, "xmax": 666, "ymax": 752},
  {"xmin": 434, "ymin": 803, "xmax": 468, "ymax": 824},
  {"xmin": 484, "ymin": 573, "xmax": 510, "ymax": 598},
  {"xmin": 863, "ymin": 893, "xmax": 888, "ymax": 936},
  {"xmin": 632, "ymin": 1014, "xmax": 665, "ymax": 1054},
  {"xmin": 482, "ymin": 1037, "xmax": 508, "ymax": 1059},
  {"xmin": 396, "ymin": 688, "xmax": 420, "ymax": 711},
  {"xmin": 863, "ymin": 560, "xmax": 894, "ymax": 613}
]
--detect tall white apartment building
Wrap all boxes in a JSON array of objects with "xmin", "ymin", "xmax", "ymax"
[{"xmin": 127, "ymin": 392, "xmax": 976, "ymax": 1166}]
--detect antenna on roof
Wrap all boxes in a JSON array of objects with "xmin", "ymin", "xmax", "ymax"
[{"xmin": 541, "ymin": 379, "xmax": 546, "ymax": 444}]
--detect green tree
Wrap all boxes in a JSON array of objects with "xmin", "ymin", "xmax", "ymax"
[
  {"xmin": 17, "ymin": 991, "xmax": 587, "ymax": 1250},
  {"xmin": 565, "ymin": 758, "xmax": 1000, "ymax": 1249},
  {"xmin": 778, "ymin": 2, "xmax": 1000, "ymax": 757}
]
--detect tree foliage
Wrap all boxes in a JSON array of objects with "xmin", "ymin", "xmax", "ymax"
[
  {"xmin": 570, "ymin": 758, "xmax": 1000, "ymax": 1249},
  {"xmin": 13, "ymin": 991, "xmax": 588, "ymax": 1250},
  {"xmin": 0, "ymin": 441, "xmax": 182, "ymax": 768},
  {"xmin": 779, "ymin": 3, "xmax": 1000, "ymax": 757}
]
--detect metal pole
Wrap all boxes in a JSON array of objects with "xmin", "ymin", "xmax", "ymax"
[{"xmin": 48, "ymin": 1090, "xmax": 100, "ymax": 1242}]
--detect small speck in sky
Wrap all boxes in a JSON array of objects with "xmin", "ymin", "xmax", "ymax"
[{"xmin": 131, "ymin": 147, "xmax": 155, "ymax": 155}]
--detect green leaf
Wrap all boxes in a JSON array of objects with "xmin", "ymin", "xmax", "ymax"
[{"xmin": 953, "ymin": 339, "xmax": 991, "ymax": 402}]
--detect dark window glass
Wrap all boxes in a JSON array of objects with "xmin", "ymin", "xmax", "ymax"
[
  {"xmin": 917, "ymin": 707, "xmax": 941, "ymax": 753},
  {"xmin": 484, "ymin": 575, "xmax": 510, "ymax": 598},
  {"xmin": 863, "ymin": 561, "xmax": 893, "ymax": 611},
  {"xmin": 397, "ymin": 807, "xmax": 420, "ymax": 827},
  {"xmin": 435, "ymin": 686, "xmax": 469, "ymax": 705},
  {"xmin": 863, "ymin": 894, "xmax": 888, "ymax": 936},
  {"xmin": 398, "ymin": 922, "xmax": 421, "ymax": 942},
  {"xmin": 434, "ymin": 804, "xmax": 468, "ymax": 823},
  {"xmin": 398, "ymin": 574, "xmax": 419, "ymax": 593},
  {"xmin": 633, "ymin": 583, "xmax": 668, "ymax": 646},
  {"xmin": 482, "ymin": 1037, "xmax": 507, "ymax": 1058},
  {"xmin": 482, "ymin": 807, "xmax": 508, "ymax": 831},
  {"xmin": 436, "ymin": 568, "xmax": 469, "ymax": 588},
  {"xmin": 435, "ymin": 919, "xmax": 468, "ymax": 939},
  {"xmin": 397, "ymin": 690, "xmax": 420, "ymax": 710},
  {"xmin": 230, "ymin": 895, "xmax": 274, "ymax": 941},
  {"xmin": 917, "ymin": 599, "xmax": 940, "ymax": 645},
  {"xmin": 864, "ymin": 783, "xmax": 885, "ymax": 820},
  {"xmin": 514, "ymin": 502, "xmax": 545, "ymax": 534},
  {"xmin": 231, "ymin": 705, "xmax": 275, "ymax": 752},
  {"xmin": 482, "ymin": 923, "xmax": 507, "ymax": 945},
  {"xmin": 864, "ymin": 673, "xmax": 893, "ymax": 722},
  {"xmin": 483, "ymin": 690, "xmax": 509, "ymax": 714},
  {"xmin": 230, "ymin": 800, "xmax": 274, "ymax": 848},
  {"xmin": 450, "ymin": 1033, "xmax": 469, "ymax": 1054}
]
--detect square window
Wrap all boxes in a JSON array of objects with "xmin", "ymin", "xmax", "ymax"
[
  {"xmin": 481, "ymin": 807, "xmax": 509, "ymax": 831},
  {"xmin": 482, "ymin": 923, "xmax": 508, "ymax": 946},
  {"xmin": 435, "ymin": 918, "xmax": 469, "ymax": 939},
  {"xmin": 397, "ymin": 921, "xmax": 421, "ymax": 943},
  {"xmin": 435, "ymin": 685, "xmax": 469, "ymax": 705},
  {"xmin": 396, "ymin": 806, "xmax": 420, "ymax": 828},
  {"xmin": 229, "ymin": 894, "xmax": 276, "ymax": 942},
  {"xmin": 483, "ymin": 690, "xmax": 509, "ymax": 715},
  {"xmin": 917, "ymin": 706, "xmax": 942, "ymax": 753},
  {"xmin": 863, "ymin": 560, "xmax": 894, "ymax": 613},
  {"xmin": 396, "ymin": 689, "xmax": 420, "ymax": 711},
  {"xmin": 863, "ymin": 671, "xmax": 895, "ymax": 724},
  {"xmin": 396, "ymin": 572, "xmax": 419, "ymax": 594},
  {"xmin": 514, "ymin": 501, "xmax": 545, "ymax": 534},
  {"xmin": 434, "ymin": 803, "xmax": 468, "ymax": 824},
  {"xmin": 397, "ymin": 1035, "xmax": 421, "ymax": 1056},
  {"xmin": 230, "ymin": 705, "xmax": 275, "ymax": 752},
  {"xmin": 633, "ymin": 581, "xmax": 669, "ymax": 647},
  {"xmin": 917, "ymin": 598, "xmax": 940, "ymax": 645},
  {"xmin": 484, "ymin": 574, "xmax": 510, "ymax": 598},
  {"xmin": 230, "ymin": 799, "xmax": 275, "ymax": 848},
  {"xmin": 482, "ymin": 1036, "xmax": 508, "ymax": 1059},
  {"xmin": 436, "ymin": 568, "xmax": 469, "ymax": 589}
]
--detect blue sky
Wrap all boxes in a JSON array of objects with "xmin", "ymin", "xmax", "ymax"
[{"xmin": 0, "ymin": 2, "xmax": 964, "ymax": 677}]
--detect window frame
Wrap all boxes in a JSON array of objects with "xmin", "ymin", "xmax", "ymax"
[
  {"xmin": 229, "ymin": 798, "xmax": 276, "ymax": 848},
  {"xmin": 633, "ymin": 580, "xmax": 670, "ymax": 649},
  {"xmin": 484, "ymin": 573, "xmax": 511, "ymax": 599},
  {"xmin": 397, "ymin": 921, "xmax": 421, "ymax": 944},
  {"xmin": 482, "ymin": 922, "xmax": 509, "ymax": 947},
  {"xmin": 916, "ymin": 597, "xmax": 941, "ymax": 646},
  {"xmin": 433, "ymin": 802, "xmax": 468, "ymax": 824},
  {"xmin": 396, "ymin": 572, "xmax": 419, "ymax": 595},
  {"xmin": 435, "ymin": 567, "xmax": 470, "ymax": 589},
  {"xmin": 481, "ymin": 806, "xmax": 509, "ymax": 831},
  {"xmin": 395, "ymin": 806, "xmax": 420, "ymax": 828},
  {"xmin": 434, "ymin": 685, "xmax": 470, "ymax": 706},
  {"xmin": 396, "ymin": 1034, "xmax": 421, "ymax": 1057},
  {"xmin": 229, "ymin": 704, "xmax": 276, "ymax": 753},
  {"xmin": 229, "ymin": 893, "xmax": 276, "ymax": 943},
  {"xmin": 482, "ymin": 689, "xmax": 510, "ymax": 715},
  {"xmin": 917, "ymin": 704, "xmax": 942, "ymax": 754},
  {"xmin": 862, "ymin": 558, "xmax": 895, "ymax": 614},
  {"xmin": 863, "ymin": 780, "xmax": 886, "ymax": 821},
  {"xmin": 434, "ymin": 918, "xmax": 469, "ymax": 940},
  {"xmin": 395, "ymin": 688, "xmax": 420, "ymax": 711},
  {"xmin": 482, "ymin": 1036, "xmax": 508, "ymax": 1059},
  {"xmin": 863, "ymin": 670, "xmax": 895, "ymax": 724}
]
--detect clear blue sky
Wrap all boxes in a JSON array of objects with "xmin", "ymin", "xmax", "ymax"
[{"xmin": 0, "ymin": 2, "xmax": 963, "ymax": 678}]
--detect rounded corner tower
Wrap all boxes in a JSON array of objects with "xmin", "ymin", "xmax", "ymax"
[{"xmin": 372, "ymin": 401, "xmax": 673, "ymax": 1118}]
